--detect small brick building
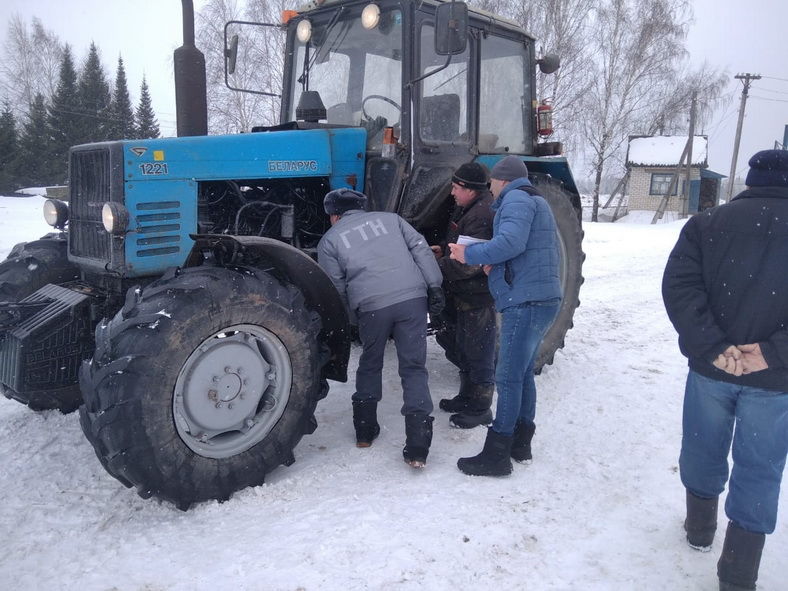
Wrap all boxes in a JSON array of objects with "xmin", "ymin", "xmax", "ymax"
[{"xmin": 626, "ymin": 135, "xmax": 726, "ymax": 213}]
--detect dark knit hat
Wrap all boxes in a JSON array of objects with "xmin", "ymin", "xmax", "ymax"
[
  {"xmin": 745, "ymin": 149, "xmax": 788, "ymax": 188},
  {"xmin": 323, "ymin": 188, "xmax": 368, "ymax": 215},
  {"xmin": 490, "ymin": 155, "xmax": 529, "ymax": 181},
  {"xmin": 452, "ymin": 162, "xmax": 489, "ymax": 191}
]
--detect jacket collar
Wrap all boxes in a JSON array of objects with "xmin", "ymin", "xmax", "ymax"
[
  {"xmin": 493, "ymin": 177, "xmax": 533, "ymax": 209},
  {"xmin": 731, "ymin": 186, "xmax": 788, "ymax": 202}
]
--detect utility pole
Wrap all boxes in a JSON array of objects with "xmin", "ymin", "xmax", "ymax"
[
  {"xmin": 682, "ymin": 93, "xmax": 697, "ymax": 218},
  {"xmin": 726, "ymin": 73, "xmax": 761, "ymax": 201}
]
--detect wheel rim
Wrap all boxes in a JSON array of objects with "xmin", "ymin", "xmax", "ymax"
[{"xmin": 173, "ymin": 323, "xmax": 292, "ymax": 459}]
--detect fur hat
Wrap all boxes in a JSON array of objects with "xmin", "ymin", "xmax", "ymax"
[
  {"xmin": 452, "ymin": 162, "xmax": 489, "ymax": 191},
  {"xmin": 490, "ymin": 155, "xmax": 529, "ymax": 181},
  {"xmin": 323, "ymin": 188, "xmax": 368, "ymax": 216},
  {"xmin": 745, "ymin": 149, "xmax": 788, "ymax": 188}
]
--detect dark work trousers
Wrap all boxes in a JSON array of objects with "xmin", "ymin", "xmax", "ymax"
[
  {"xmin": 354, "ymin": 297, "xmax": 433, "ymax": 417},
  {"xmin": 436, "ymin": 298, "xmax": 497, "ymax": 385}
]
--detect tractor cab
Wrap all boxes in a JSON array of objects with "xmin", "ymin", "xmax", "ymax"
[{"xmin": 227, "ymin": 0, "xmax": 544, "ymax": 238}]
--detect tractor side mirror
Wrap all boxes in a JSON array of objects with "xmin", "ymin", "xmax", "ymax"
[
  {"xmin": 225, "ymin": 34, "xmax": 239, "ymax": 75},
  {"xmin": 537, "ymin": 53, "xmax": 561, "ymax": 74},
  {"xmin": 435, "ymin": 1, "xmax": 468, "ymax": 56}
]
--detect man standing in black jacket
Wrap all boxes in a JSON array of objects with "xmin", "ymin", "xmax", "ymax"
[
  {"xmin": 662, "ymin": 149, "xmax": 788, "ymax": 591},
  {"xmin": 431, "ymin": 162, "xmax": 497, "ymax": 429}
]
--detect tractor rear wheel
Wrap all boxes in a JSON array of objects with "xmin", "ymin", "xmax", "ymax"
[
  {"xmin": 0, "ymin": 234, "xmax": 82, "ymax": 412},
  {"xmin": 532, "ymin": 177, "xmax": 585, "ymax": 370},
  {"xmin": 79, "ymin": 265, "xmax": 323, "ymax": 509}
]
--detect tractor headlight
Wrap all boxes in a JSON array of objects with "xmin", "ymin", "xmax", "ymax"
[
  {"xmin": 361, "ymin": 3, "xmax": 380, "ymax": 29},
  {"xmin": 43, "ymin": 199, "xmax": 69, "ymax": 228},
  {"xmin": 102, "ymin": 202, "xmax": 129, "ymax": 234},
  {"xmin": 296, "ymin": 19, "xmax": 312, "ymax": 43}
]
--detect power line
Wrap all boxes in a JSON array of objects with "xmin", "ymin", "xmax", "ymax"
[
  {"xmin": 750, "ymin": 95, "xmax": 788, "ymax": 104},
  {"xmin": 762, "ymin": 75, "xmax": 788, "ymax": 83}
]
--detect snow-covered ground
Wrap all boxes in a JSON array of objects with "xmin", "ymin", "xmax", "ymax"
[{"xmin": 0, "ymin": 196, "xmax": 785, "ymax": 590}]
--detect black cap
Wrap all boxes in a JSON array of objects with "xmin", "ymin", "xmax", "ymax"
[
  {"xmin": 452, "ymin": 162, "xmax": 489, "ymax": 191},
  {"xmin": 323, "ymin": 188, "xmax": 368, "ymax": 215},
  {"xmin": 745, "ymin": 149, "xmax": 788, "ymax": 188}
]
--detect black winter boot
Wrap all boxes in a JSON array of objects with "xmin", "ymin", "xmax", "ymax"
[
  {"xmin": 457, "ymin": 428, "xmax": 513, "ymax": 476},
  {"xmin": 510, "ymin": 419, "xmax": 536, "ymax": 463},
  {"xmin": 684, "ymin": 490, "xmax": 718, "ymax": 551},
  {"xmin": 717, "ymin": 521, "xmax": 765, "ymax": 590},
  {"xmin": 439, "ymin": 371, "xmax": 472, "ymax": 413},
  {"xmin": 449, "ymin": 382, "xmax": 494, "ymax": 429},
  {"xmin": 403, "ymin": 414, "xmax": 434, "ymax": 468},
  {"xmin": 352, "ymin": 400, "xmax": 380, "ymax": 447}
]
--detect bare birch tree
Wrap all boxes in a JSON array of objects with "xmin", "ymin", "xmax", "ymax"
[
  {"xmin": 0, "ymin": 16, "xmax": 63, "ymax": 117},
  {"xmin": 582, "ymin": 0, "xmax": 691, "ymax": 221},
  {"xmin": 197, "ymin": 0, "xmax": 286, "ymax": 134}
]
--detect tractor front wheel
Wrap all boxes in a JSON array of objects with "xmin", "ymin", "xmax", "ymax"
[{"xmin": 79, "ymin": 265, "xmax": 323, "ymax": 509}]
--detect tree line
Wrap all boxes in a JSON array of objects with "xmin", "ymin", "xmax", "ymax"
[
  {"xmin": 3, "ymin": 1, "xmax": 730, "ymax": 223},
  {"xmin": 0, "ymin": 17, "xmax": 160, "ymax": 194}
]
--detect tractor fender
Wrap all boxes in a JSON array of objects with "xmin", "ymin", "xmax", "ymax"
[{"xmin": 186, "ymin": 234, "xmax": 350, "ymax": 382}]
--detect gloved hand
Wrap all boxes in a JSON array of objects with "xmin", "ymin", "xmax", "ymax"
[{"xmin": 427, "ymin": 286, "xmax": 445, "ymax": 316}]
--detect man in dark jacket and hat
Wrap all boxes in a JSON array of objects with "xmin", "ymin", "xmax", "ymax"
[
  {"xmin": 317, "ymin": 188, "xmax": 445, "ymax": 468},
  {"xmin": 662, "ymin": 149, "xmax": 788, "ymax": 591},
  {"xmin": 431, "ymin": 162, "xmax": 497, "ymax": 429}
]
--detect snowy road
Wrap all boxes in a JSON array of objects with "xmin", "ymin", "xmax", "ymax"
[{"xmin": 0, "ymin": 196, "xmax": 785, "ymax": 590}]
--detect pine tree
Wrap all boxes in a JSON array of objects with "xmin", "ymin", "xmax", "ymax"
[
  {"xmin": 135, "ymin": 77, "xmax": 160, "ymax": 139},
  {"xmin": 106, "ymin": 55, "xmax": 135, "ymax": 140},
  {"xmin": 0, "ymin": 103, "xmax": 19, "ymax": 193},
  {"xmin": 48, "ymin": 45, "xmax": 81, "ymax": 183},
  {"xmin": 18, "ymin": 94, "xmax": 54, "ymax": 187},
  {"xmin": 77, "ymin": 42, "xmax": 112, "ymax": 142}
]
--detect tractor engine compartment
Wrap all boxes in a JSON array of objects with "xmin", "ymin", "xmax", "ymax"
[{"xmin": 197, "ymin": 178, "xmax": 332, "ymax": 254}]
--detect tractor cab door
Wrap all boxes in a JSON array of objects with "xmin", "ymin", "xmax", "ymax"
[{"xmin": 398, "ymin": 6, "xmax": 475, "ymax": 234}]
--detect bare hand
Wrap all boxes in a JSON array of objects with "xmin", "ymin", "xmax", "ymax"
[
  {"xmin": 738, "ymin": 343, "xmax": 768, "ymax": 374},
  {"xmin": 482, "ymin": 264, "xmax": 492, "ymax": 276},
  {"xmin": 430, "ymin": 245, "xmax": 442, "ymax": 260},
  {"xmin": 712, "ymin": 345, "xmax": 743, "ymax": 376},
  {"xmin": 448, "ymin": 243, "xmax": 467, "ymax": 264}
]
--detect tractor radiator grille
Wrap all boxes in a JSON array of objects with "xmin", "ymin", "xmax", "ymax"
[{"xmin": 68, "ymin": 146, "xmax": 118, "ymax": 262}]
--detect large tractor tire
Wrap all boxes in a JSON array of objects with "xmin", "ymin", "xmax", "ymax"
[
  {"xmin": 79, "ymin": 265, "xmax": 324, "ymax": 510},
  {"xmin": 532, "ymin": 177, "xmax": 585, "ymax": 370},
  {"xmin": 0, "ymin": 234, "xmax": 82, "ymax": 412}
]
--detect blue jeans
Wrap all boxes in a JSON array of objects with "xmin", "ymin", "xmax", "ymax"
[
  {"xmin": 492, "ymin": 299, "xmax": 560, "ymax": 436},
  {"xmin": 680, "ymin": 370, "xmax": 788, "ymax": 534}
]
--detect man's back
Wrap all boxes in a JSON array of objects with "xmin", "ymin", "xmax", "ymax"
[
  {"xmin": 663, "ymin": 184, "xmax": 788, "ymax": 390},
  {"xmin": 318, "ymin": 210, "xmax": 440, "ymax": 314}
]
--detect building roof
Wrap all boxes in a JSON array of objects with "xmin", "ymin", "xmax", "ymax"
[{"xmin": 627, "ymin": 135, "xmax": 708, "ymax": 167}]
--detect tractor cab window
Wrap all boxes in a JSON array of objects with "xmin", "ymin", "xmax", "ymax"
[
  {"xmin": 479, "ymin": 36, "xmax": 531, "ymax": 153},
  {"xmin": 418, "ymin": 24, "xmax": 469, "ymax": 144},
  {"xmin": 288, "ymin": 8, "xmax": 403, "ymax": 151}
]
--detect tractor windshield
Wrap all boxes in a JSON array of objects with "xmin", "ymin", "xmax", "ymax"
[{"xmin": 287, "ymin": 7, "xmax": 403, "ymax": 150}]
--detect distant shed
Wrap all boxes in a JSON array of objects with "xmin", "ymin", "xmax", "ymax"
[{"xmin": 626, "ymin": 135, "xmax": 725, "ymax": 213}]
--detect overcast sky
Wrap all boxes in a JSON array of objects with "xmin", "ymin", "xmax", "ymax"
[{"xmin": 1, "ymin": 0, "xmax": 786, "ymax": 182}]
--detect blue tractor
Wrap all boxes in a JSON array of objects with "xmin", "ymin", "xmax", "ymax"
[{"xmin": 0, "ymin": 0, "xmax": 583, "ymax": 508}]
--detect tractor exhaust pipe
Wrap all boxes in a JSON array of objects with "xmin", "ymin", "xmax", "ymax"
[{"xmin": 174, "ymin": 0, "xmax": 208, "ymax": 137}]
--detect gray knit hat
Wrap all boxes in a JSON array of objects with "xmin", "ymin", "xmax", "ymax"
[{"xmin": 490, "ymin": 155, "xmax": 529, "ymax": 181}]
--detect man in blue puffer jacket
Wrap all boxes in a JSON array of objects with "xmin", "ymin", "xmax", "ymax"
[{"xmin": 449, "ymin": 155, "xmax": 561, "ymax": 476}]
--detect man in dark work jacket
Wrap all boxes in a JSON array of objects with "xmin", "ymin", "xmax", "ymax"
[
  {"xmin": 431, "ymin": 162, "xmax": 497, "ymax": 429},
  {"xmin": 662, "ymin": 149, "xmax": 788, "ymax": 591}
]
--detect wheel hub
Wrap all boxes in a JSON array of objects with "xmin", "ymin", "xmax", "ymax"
[{"xmin": 173, "ymin": 324, "xmax": 292, "ymax": 459}]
